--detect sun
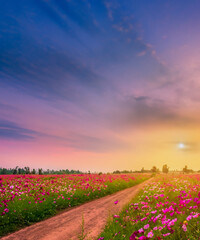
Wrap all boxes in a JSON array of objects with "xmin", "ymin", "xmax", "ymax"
[{"xmin": 178, "ymin": 142, "xmax": 185, "ymax": 149}]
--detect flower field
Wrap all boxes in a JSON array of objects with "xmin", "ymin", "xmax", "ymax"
[
  {"xmin": 0, "ymin": 173, "xmax": 149, "ymax": 236},
  {"xmin": 98, "ymin": 174, "xmax": 200, "ymax": 240}
]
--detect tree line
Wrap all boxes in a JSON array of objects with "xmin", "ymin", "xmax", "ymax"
[
  {"xmin": 113, "ymin": 164, "xmax": 199, "ymax": 174},
  {"xmin": 0, "ymin": 165, "xmax": 199, "ymax": 175},
  {"xmin": 0, "ymin": 166, "xmax": 83, "ymax": 175}
]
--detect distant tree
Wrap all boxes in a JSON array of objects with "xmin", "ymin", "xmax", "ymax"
[
  {"xmin": 2, "ymin": 168, "xmax": 7, "ymax": 174},
  {"xmin": 151, "ymin": 166, "xmax": 159, "ymax": 173},
  {"xmin": 162, "ymin": 164, "xmax": 169, "ymax": 174},
  {"xmin": 183, "ymin": 165, "xmax": 188, "ymax": 173},
  {"xmin": 183, "ymin": 165, "xmax": 194, "ymax": 174},
  {"xmin": 24, "ymin": 167, "xmax": 30, "ymax": 174},
  {"xmin": 141, "ymin": 167, "xmax": 145, "ymax": 173},
  {"xmin": 32, "ymin": 169, "xmax": 36, "ymax": 174},
  {"xmin": 38, "ymin": 168, "xmax": 43, "ymax": 175},
  {"xmin": 121, "ymin": 170, "xmax": 129, "ymax": 173},
  {"xmin": 113, "ymin": 170, "xmax": 120, "ymax": 174},
  {"xmin": 13, "ymin": 166, "xmax": 18, "ymax": 174}
]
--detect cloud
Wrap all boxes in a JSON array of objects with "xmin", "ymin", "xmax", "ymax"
[
  {"xmin": 110, "ymin": 95, "xmax": 191, "ymax": 129},
  {"xmin": 0, "ymin": 41, "xmax": 104, "ymax": 102},
  {"xmin": 0, "ymin": 103, "xmax": 17, "ymax": 111},
  {"xmin": 137, "ymin": 51, "xmax": 146, "ymax": 57},
  {"xmin": 60, "ymin": 133, "xmax": 128, "ymax": 153},
  {"xmin": 0, "ymin": 0, "xmax": 168, "ymax": 106},
  {"xmin": 0, "ymin": 119, "xmax": 37, "ymax": 140},
  {"xmin": 0, "ymin": 119, "xmax": 127, "ymax": 152}
]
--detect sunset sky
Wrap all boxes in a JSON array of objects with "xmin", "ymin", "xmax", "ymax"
[{"xmin": 1, "ymin": 0, "xmax": 200, "ymax": 172}]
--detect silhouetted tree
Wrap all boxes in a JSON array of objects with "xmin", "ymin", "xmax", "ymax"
[
  {"xmin": 151, "ymin": 166, "xmax": 159, "ymax": 173},
  {"xmin": 183, "ymin": 165, "xmax": 188, "ymax": 173},
  {"xmin": 162, "ymin": 164, "xmax": 169, "ymax": 174},
  {"xmin": 113, "ymin": 170, "xmax": 120, "ymax": 174},
  {"xmin": 183, "ymin": 165, "xmax": 194, "ymax": 174},
  {"xmin": 13, "ymin": 166, "xmax": 18, "ymax": 174}
]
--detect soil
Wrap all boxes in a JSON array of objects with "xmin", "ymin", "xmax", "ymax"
[{"xmin": 1, "ymin": 179, "xmax": 151, "ymax": 240}]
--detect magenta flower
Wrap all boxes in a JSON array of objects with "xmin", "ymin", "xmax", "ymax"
[
  {"xmin": 182, "ymin": 224, "xmax": 187, "ymax": 232},
  {"xmin": 129, "ymin": 231, "xmax": 139, "ymax": 240},
  {"xmin": 163, "ymin": 233, "xmax": 170, "ymax": 237},
  {"xmin": 138, "ymin": 228, "xmax": 144, "ymax": 233},
  {"xmin": 144, "ymin": 224, "xmax": 149, "ymax": 229},
  {"xmin": 147, "ymin": 231, "xmax": 154, "ymax": 238}
]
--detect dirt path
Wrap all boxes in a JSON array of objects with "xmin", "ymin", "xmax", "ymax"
[{"xmin": 2, "ymin": 179, "xmax": 151, "ymax": 240}]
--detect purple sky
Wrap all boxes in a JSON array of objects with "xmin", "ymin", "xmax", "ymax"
[{"xmin": 1, "ymin": 0, "xmax": 200, "ymax": 171}]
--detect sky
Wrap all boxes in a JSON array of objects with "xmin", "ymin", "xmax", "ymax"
[{"xmin": 1, "ymin": 0, "xmax": 200, "ymax": 172}]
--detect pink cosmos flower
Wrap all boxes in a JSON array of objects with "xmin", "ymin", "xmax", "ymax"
[
  {"xmin": 182, "ymin": 224, "xmax": 187, "ymax": 232},
  {"xmin": 147, "ymin": 231, "xmax": 154, "ymax": 238},
  {"xmin": 163, "ymin": 233, "xmax": 170, "ymax": 237},
  {"xmin": 186, "ymin": 215, "xmax": 192, "ymax": 221},
  {"xmin": 138, "ymin": 236, "xmax": 148, "ymax": 240},
  {"xmin": 144, "ymin": 224, "xmax": 149, "ymax": 229}
]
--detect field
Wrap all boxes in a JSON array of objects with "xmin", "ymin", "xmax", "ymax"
[
  {"xmin": 98, "ymin": 174, "xmax": 200, "ymax": 240},
  {"xmin": 0, "ymin": 173, "xmax": 149, "ymax": 236}
]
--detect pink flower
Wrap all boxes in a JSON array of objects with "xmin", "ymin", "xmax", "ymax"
[
  {"xmin": 138, "ymin": 236, "xmax": 148, "ymax": 240},
  {"xmin": 147, "ymin": 231, "xmax": 154, "ymax": 238},
  {"xmin": 129, "ymin": 231, "xmax": 139, "ymax": 240},
  {"xmin": 182, "ymin": 224, "xmax": 187, "ymax": 232},
  {"xmin": 138, "ymin": 228, "xmax": 144, "ymax": 233},
  {"xmin": 151, "ymin": 210, "xmax": 157, "ymax": 214},
  {"xmin": 144, "ymin": 224, "xmax": 149, "ymax": 229},
  {"xmin": 186, "ymin": 215, "xmax": 192, "ymax": 221},
  {"xmin": 163, "ymin": 233, "xmax": 170, "ymax": 237}
]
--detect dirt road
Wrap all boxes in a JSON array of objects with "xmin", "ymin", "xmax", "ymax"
[{"xmin": 2, "ymin": 179, "xmax": 151, "ymax": 240}]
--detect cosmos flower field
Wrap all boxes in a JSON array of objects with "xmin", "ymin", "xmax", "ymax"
[
  {"xmin": 98, "ymin": 174, "xmax": 200, "ymax": 240},
  {"xmin": 0, "ymin": 173, "xmax": 149, "ymax": 236}
]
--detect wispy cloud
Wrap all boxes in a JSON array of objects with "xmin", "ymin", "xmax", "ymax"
[
  {"xmin": 0, "ymin": 119, "xmax": 127, "ymax": 152},
  {"xmin": 0, "ymin": 119, "xmax": 37, "ymax": 140},
  {"xmin": 109, "ymin": 95, "xmax": 192, "ymax": 129}
]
